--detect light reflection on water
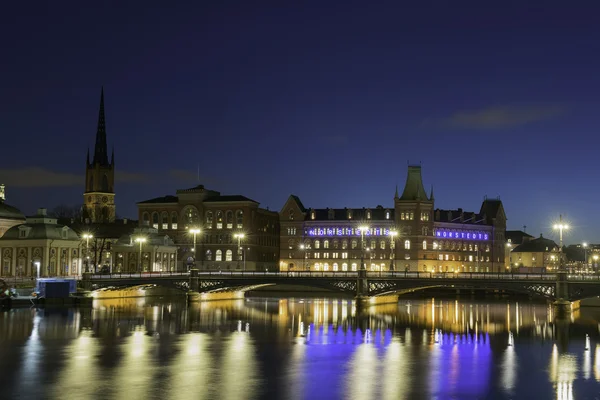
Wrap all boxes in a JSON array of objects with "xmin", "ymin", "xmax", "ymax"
[{"xmin": 0, "ymin": 298, "xmax": 600, "ymax": 399}]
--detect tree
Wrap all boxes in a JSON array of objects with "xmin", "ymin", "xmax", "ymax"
[
  {"xmin": 89, "ymin": 237, "xmax": 109, "ymax": 273},
  {"xmin": 50, "ymin": 204, "xmax": 83, "ymax": 221}
]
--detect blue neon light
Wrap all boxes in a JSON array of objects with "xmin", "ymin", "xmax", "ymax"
[
  {"xmin": 306, "ymin": 227, "xmax": 390, "ymax": 237},
  {"xmin": 435, "ymin": 230, "xmax": 489, "ymax": 240}
]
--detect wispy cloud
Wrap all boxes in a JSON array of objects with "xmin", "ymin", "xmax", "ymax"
[{"xmin": 443, "ymin": 105, "xmax": 565, "ymax": 129}]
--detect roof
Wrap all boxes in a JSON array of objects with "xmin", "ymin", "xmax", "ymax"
[
  {"xmin": 434, "ymin": 208, "xmax": 483, "ymax": 224},
  {"xmin": 480, "ymin": 199, "xmax": 505, "ymax": 224},
  {"xmin": 0, "ymin": 201, "xmax": 26, "ymax": 221},
  {"xmin": 306, "ymin": 207, "xmax": 394, "ymax": 222},
  {"xmin": 63, "ymin": 220, "xmax": 137, "ymax": 239},
  {"xmin": 290, "ymin": 195, "xmax": 307, "ymax": 213},
  {"xmin": 114, "ymin": 226, "xmax": 176, "ymax": 247},
  {"xmin": 137, "ymin": 195, "xmax": 179, "ymax": 205},
  {"xmin": 506, "ymin": 230, "xmax": 533, "ymax": 245},
  {"xmin": 512, "ymin": 235, "xmax": 558, "ymax": 253},
  {"xmin": 0, "ymin": 222, "xmax": 79, "ymax": 241},
  {"xmin": 203, "ymin": 195, "xmax": 258, "ymax": 203},
  {"xmin": 399, "ymin": 166, "xmax": 430, "ymax": 201}
]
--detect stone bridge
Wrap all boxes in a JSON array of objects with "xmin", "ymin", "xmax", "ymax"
[{"xmin": 81, "ymin": 270, "xmax": 600, "ymax": 307}]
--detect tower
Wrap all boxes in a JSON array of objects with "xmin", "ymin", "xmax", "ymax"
[
  {"xmin": 394, "ymin": 166, "xmax": 434, "ymax": 271},
  {"xmin": 84, "ymin": 88, "xmax": 116, "ymax": 223}
]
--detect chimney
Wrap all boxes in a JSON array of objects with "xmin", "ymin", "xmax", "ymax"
[
  {"xmin": 37, "ymin": 208, "xmax": 47, "ymax": 216},
  {"xmin": 123, "ymin": 218, "xmax": 128, "ymax": 224},
  {"xmin": 0, "ymin": 184, "xmax": 5, "ymax": 202}
]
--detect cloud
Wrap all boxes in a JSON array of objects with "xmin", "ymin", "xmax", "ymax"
[
  {"xmin": 443, "ymin": 105, "xmax": 565, "ymax": 129},
  {"xmin": 0, "ymin": 167, "xmax": 149, "ymax": 188}
]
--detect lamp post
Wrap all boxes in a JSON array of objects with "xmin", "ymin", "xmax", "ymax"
[
  {"xmin": 300, "ymin": 244, "xmax": 307, "ymax": 270},
  {"xmin": 553, "ymin": 215, "xmax": 569, "ymax": 273},
  {"xmin": 594, "ymin": 254, "xmax": 599, "ymax": 273},
  {"xmin": 82, "ymin": 233, "xmax": 93, "ymax": 273},
  {"xmin": 582, "ymin": 242, "xmax": 588, "ymax": 273},
  {"xmin": 389, "ymin": 230, "xmax": 398, "ymax": 271},
  {"xmin": 189, "ymin": 228, "xmax": 201, "ymax": 270},
  {"xmin": 359, "ymin": 225, "xmax": 369, "ymax": 271},
  {"xmin": 135, "ymin": 237, "xmax": 147, "ymax": 273},
  {"xmin": 234, "ymin": 233, "xmax": 245, "ymax": 270}
]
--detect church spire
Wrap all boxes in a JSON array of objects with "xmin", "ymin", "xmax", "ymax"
[
  {"xmin": 394, "ymin": 184, "xmax": 399, "ymax": 200},
  {"xmin": 93, "ymin": 87, "xmax": 109, "ymax": 166},
  {"xmin": 429, "ymin": 185, "xmax": 434, "ymax": 201}
]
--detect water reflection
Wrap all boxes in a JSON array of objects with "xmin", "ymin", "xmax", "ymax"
[{"xmin": 1, "ymin": 298, "xmax": 600, "ymax": 399}]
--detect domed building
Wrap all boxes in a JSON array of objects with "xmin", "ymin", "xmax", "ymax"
[
  {"xmin": 0, "ymin": 184, "xmax": 26, "ymax": 238},
  {"xmin": 0, "ymin": 208, "xmax": 81, "ymax": 277}
]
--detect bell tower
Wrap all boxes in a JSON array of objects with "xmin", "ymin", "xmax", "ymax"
[{"xmin": 84, "ymin": 88, "xmax": 116, "ymax": 223}]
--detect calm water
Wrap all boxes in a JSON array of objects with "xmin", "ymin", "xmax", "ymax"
[{"xmin": 1, "ymin": 297, "xmax": 600, "ymax": 400}]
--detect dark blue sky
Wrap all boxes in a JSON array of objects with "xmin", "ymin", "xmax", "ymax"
[{"xmin": 1, "ymin": 1, "xmax": 599, "ymax": 244}]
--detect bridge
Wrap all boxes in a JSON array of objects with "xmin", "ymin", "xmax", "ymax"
[{"xmin": 80, "ymin": 270, "xmax": 600, "ymax": 309}]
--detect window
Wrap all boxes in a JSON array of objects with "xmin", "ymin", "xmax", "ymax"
[
  {"xmin": 216, "ymin": 250, "xmax": 223, "ymax": 261},
  {"xmin": 347, "ymin": 210, "xmax": 352, "ymax": 219},
  {"xmin": 323, "ymin": 263, "xmax": 329, "ymax": 271},
  {"xmin": 366, "ymin": 210, "xmax": 371, "ymax": 219},
  {"xmin": 162, "ymin": 212, "xmax": 168, "ymax": 230},
  {"xmin": 216, "ymin": 211, "xmax": 223, "ymax": 229},
  {"xmin": 328, "ymin": 209, "xmax": 334, "ymax": 219},
  {"xmin": 404, "ymin": 240, "xmax": 410, "ymax": 250},
  {"xmin": 205, "ymin": 211, "xmax": 213, "ymax": 228},
  {"xmin": 152, "ymin": 213, "xmax": 159, "ymax": 229},
  {"xmin": 380, "ymin": 241, "xmax": 386, "ymax": 250},
  {"xmin": 351, "ymin": 240, "xmax": 357, "ymax": 249},
  {"xmin": 423, "ymin": 240, "xmax": 427, "ymax": 250},
  {"xmin": 236, "ymin": 210, "xmax": 243, "ymax": 229},
  {"xmin": 323, "ymin": 253, "xmax": 329, "ymax": 259},
  {"xmin": 342, "ymin": 263, "xmax": 348, "ymax": 271},
  {"xmin": 422, "ymin": 227, "xmax": 428, "ymax": 236},
  {"xmin": 370, "ymin": 240, "xmax": 375, "ymax": 249},
  {"xmin": 469, "ymin": 255, "xmax": 473, "ymax": 262},
  {"xmin": 289, "ymin": 210, "xmax": 295, "ymax": 220},
  {"xmin": 142, "ymin": 212, "xmax": 150, "ymax": 225},
  {"xmin": 341, "ymin": 252, "xmax": 348, "ymax": 259},
  {"xmin": 332, "ymin": 252, "xmax": 338, "ymax": 258},
  {"xmin": 206, "ymin": 250, "xmax": 212, "ymax": 261},
  {"xmin": 314, "ymin": 252, "xmax": 320, "ymax": 258},
  {"xmin": 342, "ymin": 240, "xmax": 348, "ymax": 249},
  {"xmin": 333, "ymin": 263, "xmax": 338, "ymax": 271},
  {"xmin": 385, "ymin": 210, "xmax": 390, "ymax": 220},
  {"xmin": 226, "ymin": 211, "xmax": 233, "ymax": 229},
  {"xmin": 433, "ymin": 241, "xmax": 438, "ymax": 250},
  {"xmin": 315, "ymin": 240, "xmax": 320, "ymax": 249},
  {"xmin": 314, "ymin": 263, "xmax": 321, "ymax": 271},
  {"xmin": 324, "ymin": 240, "xmax": 329, "ymax": 249},
  {"xmin": 311, "ymin": 210, "xmax": 315, "ymax": 220},
  {"xmin": 351, "ymin": 263, "xmax": 357, "ymax": 271},
  {"xmin": 171, "ymin": 212, "xmax": 178, "ymax": 230},
  {"xmin": 226, "ymin": 250, "xmax": 233, "ymax": 261},
  {"xmin": 19, "ymin": 229, "xmax": 27, "ymax": 238}
]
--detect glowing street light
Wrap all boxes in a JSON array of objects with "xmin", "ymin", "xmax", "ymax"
[
  {"xmin": 135, "ymin": 237, "xmax": 147, "ymax": 273},
  {"xmin": 553, "ymin": 215, "xmax": 569, "ymax": 272},
  {"xmin": 82, "ymin": 233, "xmax": 93, "ymax": 273},
  {"xmin": 234, "ymin": 233, "xmax": 246, "ymax": 270},
  {"xmin": 389, "ymin": 230, "xmax": 398, "ymax": 271},
  {"xmin": 358, "ymin": 225, "xmax": 369, "ymax": 271},
  {"xmin": 189, "ymin": 227, "xmax": 201, "ymax": 269},
  {"xmin": 583, "ymin": 242, "xmax": 588, "ymax": 271},
  {"xmin": 299, "ymin": 244, "xmax": 307, "ymax": 270}
]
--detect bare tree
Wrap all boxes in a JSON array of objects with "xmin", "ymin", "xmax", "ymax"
[
  {"xmin": 89, "ymin": 237, "xmax": 108, "ymax": 272},
  {"xmin": 50, "ymin": 204, "xmax": 83, "ymax": 221}
]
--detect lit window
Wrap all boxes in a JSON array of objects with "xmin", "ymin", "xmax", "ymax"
[
  {"xmin": 205, "ymin": 211, "xmax": 213, "ymax": 228},
  {"xmin": 206, "ymin": 250, "xmax": 212, "ymax": 261},
  {"xmin": 423, "ymin": 240, "xmax": 427, "ymax": 250},
  {"xmin": 162, "ymin": 213, "xmax": 168, "ymax": 230},
  {"xmin": 315, "ymin": 240, "xmax": 320, "ymax": 249},
  {"xmin": 351, "ymin": 263, "xmax": 357, "ymax": 271},
  {"xmin": 439, "ymin": 254, "xmax": 443, "ymax": 260},
  {"xmin": 226, "ymin": 250, "xmax": 232, "ymax": 261},
  {"xmin": 385, "ymin": 211, "xmax": 390, "ymax": 220},
  {"xmin": 311, "ymin": 211, "xmax": 315, "ymax": 220},
  {"xmin": 341, "ymin": 252, "xmax": 348, "ymax": 259},
  {"xmin": 332, "ymin": 252, "xmax": 338, "ymax": 258},
  {"xmin": 342, "ymin": 240, "xmax": 348, "ymax": 249},
  {"xmin": 152, "ymin": 213, "xmax": 159, "ymax": 229},
  {"xmin": 226, "ymin": 211, "xmax": 233, "ymax": 229},
  {"xmin": 342, "ymin": 263, "xmax": 348, "ymax": 271},
  {"xmin": 405, "ymin": 254, "xmax": 410, "ymax": 260},
  {"xmin": 366, "ymin": 211, "xmax": 371, "ymax": 219},
  {"xmin": 323, "ymin": 253, "xmax": 329, "ymax": 258},
  {"xmin": 323, "ymin": 263, "xmax": 329, "ymax": 271},
  {"xmin": 216, "ymin": 211, "xmax": 223, "ymax": 229},
  {"xmin": 216, "ymin": 250, "xmax": 222, "ymax": 261},
  {"xmin": 433, "ymin": 241, "xmax": 438, "ymax": 250},
  {"xmin": 404, "ymin": 240, "xmax": 410, "ymax": 250},
  {"xmin": 289, "ymin": 210, "xmax": 294, "ymax": 221},
  {"xmin": 333, "ymin": 263, "xmax": 338, "ymax": 271},
  {"xmin": 171, "ymin": 212, "xmax": 178, "ymax": 230},
  {"xmin": 314, "ymin": 252, "xmax": 320, "ymax": 258},
  {"xmin": 324, "ymin": 240, "xmax": 329, "ymax": 249},
  {"xmin": 314, "ymin": 263, "xmax": 321, "ymax": 271},
  {"xmin": 380, "ymin": 241, "xmax": 386, "ymax": 250},
  {"xmin": 469, "ymin": 255, "xmax": 473, "ymax": 262}
]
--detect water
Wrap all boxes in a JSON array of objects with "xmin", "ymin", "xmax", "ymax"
[{"xmin": 1, "ymin": 297, "xmax": 600, "ymax": 399}]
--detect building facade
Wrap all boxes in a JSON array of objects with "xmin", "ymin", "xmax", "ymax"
[
  {"xmin": 0, "ymin": 209, "xmax": 82, "ymax": 277},
  {"xmin": 505, "ymin": 230, "xmax": 534, "ymax": 270},
  {"xmin": 137, "ymin": 184, "xmax": 279, "ymax": 271},
  {"xmin": 83, "ymin": 88, "xmax": 116, "ymax": 223},
  {"xmin": 279, "ymin": 166, "xmax": 507, "ymax": 273},
  {"xmin": 112, "ymin": 226, "xmax": 178, "ymax": 272},
  {"xmin": 510, "ymin": 234, "xmax": 561, "ymax": 270},
  {"xmin": 0, "ymin": 185, "xmax": 26, "ymax": 238}
]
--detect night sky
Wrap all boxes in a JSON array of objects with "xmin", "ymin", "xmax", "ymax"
[{"xmin": 1, "ymin": 1, "xmax": 599, "ymax": 244}]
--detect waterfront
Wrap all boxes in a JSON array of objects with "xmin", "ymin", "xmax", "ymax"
[{"xmin": 1, "ymin": 298, "xmax": 600, "ymax": 399}]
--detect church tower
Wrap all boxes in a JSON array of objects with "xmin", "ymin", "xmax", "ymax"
[{"xmin": 84, "ymin": 88, "xmax": 116, "ymax": 223}]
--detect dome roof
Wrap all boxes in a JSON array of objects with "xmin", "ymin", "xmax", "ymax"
[{"xmin": 0, "ymin": 201, "xmax": 25, "ymax": 221}]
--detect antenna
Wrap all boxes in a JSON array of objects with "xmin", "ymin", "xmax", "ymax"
[{"xmin": 523, "ymin": 225, "xmax": 527, "ymax": 233}]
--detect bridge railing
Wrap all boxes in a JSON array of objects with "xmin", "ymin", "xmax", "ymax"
[{"xmin": 89, "ymin": 271, "xmax": 190, "ymax": 279}]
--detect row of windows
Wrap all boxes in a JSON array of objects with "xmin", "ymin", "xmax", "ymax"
[
  {"xmin": 288, "ymin": 209, "xmax": 393, "ymax": 221},
  {"xmin": 290, "ymin": 238, "xmax": 492, "ymax": 252},
  {"xmin": 143, "ymin": 209, "xmax": 246, "ymax": 230},
  {"xmin": 205, "ymin": 249, "xmax": 243, "ymax": 262}
]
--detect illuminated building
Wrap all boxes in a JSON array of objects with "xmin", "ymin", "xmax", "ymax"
[
  {"xmin": 0, "ymin": 184, "xmax": 26, "ymax": 238},
  {"xmin": 83, "ymin": 88, "xmax": 116, "ymax": 223},
  {"xmin": 137, "ymin": 185, "xmax": 279, "ymax": 271},
  {"xmin": 505, "ymin": 230, "xmax": 533, "ymax": 270},
  {"xmin": 112, "ymin": 226, "xmax": 178, "ymax": 272},
  {"xmin": 510, "ymin": 234, "xmax": 561, "ymax": 270},
  {"xmin": 279, "ymin": 166, "xmax": 507, "ymax": 272}
]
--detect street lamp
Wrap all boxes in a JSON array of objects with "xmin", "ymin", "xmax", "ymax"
[
  {"xmin": 389, "ymin": 230, "xmax": 398, "ymax": 271},
  {"xmin": 189, "ymin": 228, "xmax": 201, "ymax": 269},
  {"xmin": 82, "ymin": 233, "xmax": 93, "ymax": 273},
  {"xmin": 135, "ymin": 237, "xmax": 147, "ymax": 273},
  {"xmin": 234, "ymin": 233, "xmax": 245, "ymax": 270},
  {"xmin": 358, "ymin": 225, "xmax": 369, "ymax": 271},
  {"xmin": 553, "ymin": 216, "xmax": 569, "ymax": 272},
  {"xmin": 582, "ymin": 242, "xmax": 588, "ymax": 272},
  {"xmin": 594, "ymin": 255, "xmax": 599, "ymax": 273},
  {"xmin": 300, "ymin": 244, "xmax": 307, "ymax": 270}
]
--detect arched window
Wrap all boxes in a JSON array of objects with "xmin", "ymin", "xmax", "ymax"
[
  {"xmin": 342, "ymin": 240, "xmax": 348, "ymax": 249},
  {"xmin": 314, "ymin": 240, "xmax": 320, "ymax": 249},
  {"xmin": 423, "ymin": 240, "xmax": 427, "ymax": 250},
  {"xmin": 342, "ymin": 263, "xmax": 348, "ymax": 271},
  {"xmin": 370, "ymin": 240, "xmax": 375, "ymax": 249},
  {"xmin": 216, "ymin": 250, "xmax": 222, "ymax": 261},
  {"xmin": 205, "ymin": 211, "xmax": 213, "ymax": 228},
  {"xmin": 351, "ymin": 240, "xmax": 357, "ymax": 249},
  {"xmin": 236, "ymin": 210, "xmax": 243, "ymax": 229},
  {"xmin": 333, "ymin": 263, "xmax": 338, "ymax": 271},
  {"xmin": 314, "ymin": 263, "xmax": 321, "ymax": 271},
  {"xmin": 206, "ymin": 250, "xmax": 212, "ymax": 261},
  {"xmin": 181, "ymin": 206, "xmax": 200, "ymax": 228},
  {"xmin": 404, "ymin": 240, "xmax": 410, "ymax": 250},
  {"xmin": 226, "ymin": 250, "xmax": 233, "ymax": 261},
  {"xmin": 171, "ymin": 212, "xmax": 178, "ymax": 230},
  {"xmin": 216, "ymin": 211, "xmax": 224, "ymax": 229},
  {"xmin": 323, "ymin": 263, "xmax": 329, "ymax": 271},
  {"xmin": 226, "ymin": 211, "xmax": 233, "ymax": 229},
  {"xmin": 142, "ymin": 212, "xmax": 149, "ymax": 224},
  {"xmin": 351, "ymin": 263, "xmax": 357, "ymax": 271},
  {"xmin": 380, "ymin": 240, "xmax": 386, "ymax": 250},
  {"xmin": 101, "ymin": 174, "xmax": 109, "ymax": 192},
  {"xmin": 152, "ymin": 212, "xmax": 159, "ymax": 229},
  {"xmin": 323, "ymin": 240, "xmax": 330, "ymax": 249},
  {"xmin": 161, "ymin": 212, "xmax": 168, "ymax": 229}
]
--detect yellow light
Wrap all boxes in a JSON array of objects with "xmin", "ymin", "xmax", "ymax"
[
  {"xmin": 83, "ymin": 233, "xmax": 93, "ymax": 239},
  {"xmin": 189, "ymin": 228, "xmax": 200, "ymax": 234},
  {"xmin": 135, "ymin": 237, "xmax": 147, "ymax": 243},
  {"xmin": 358, "ymin": 225, "xmax": 369, "ymax": 232},
  {"xmin": 389, "ymin": 230, "xmax": 398, "ymax": 237},
  {"xmin": 234, "ymin": 233, "xmax": 245, "ymax": 239}
]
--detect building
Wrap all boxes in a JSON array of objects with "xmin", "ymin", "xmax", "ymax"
[
  {"xmin": 112, "ymin": 226, "xmax": 178, "ymax": 272},
  {"xmin": 505, "ymin": 230, "xmax": 534, "ymax": 270},
  {"xmin": 83, "ymin": 88, "xmax": 116, "ymax": 223},
  {"xmin": 137, "ymin": 184, "xmax": 279, "ymax": 271},
  {"xmin": 510, "ymin": 234, "xmax": 561, "ymax": 270},
  {"xmin": 0, "ymin": 185, "xmax": 26, "ymax": 238},
  {"xmin": 0, "ymin": 208, "xmax": 81, "ymax": 277},
  {"xmin": 279, "ymin": 166, "xmax": 507, "ymax": 273}
]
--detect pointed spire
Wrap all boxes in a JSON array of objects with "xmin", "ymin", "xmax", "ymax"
[
  {"xmin": 394, "ymin": 185, "xmax": 399, "ymax": 199},
  {"xmin": 111, "ymin": 146, "xmax": 114, "ymax": 166},
  {"xmin": 399, "ymin": 166, "xmax": 428, "ymax": 201},
  {"xmin": 86, "ymin": 148, "xmax": 90, "ymax": 165},
  {"xmin": 93, "ymin": 87, "xmax": 109, "ymax": 166},
  {"xmin": 429, "ymin": 185, "xmax": 434, "ymax": 201}
]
